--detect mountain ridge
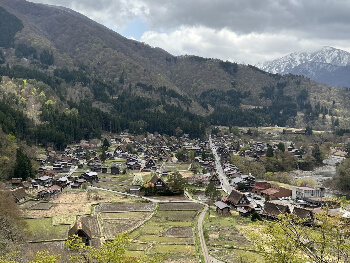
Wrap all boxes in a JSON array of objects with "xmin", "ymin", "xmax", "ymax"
[
  {"xmin": 257, "ymin": 46, "xmax": 350, "ymax": 87},
  {"xmin": 0, "ymin": 0, "xmax": 350, "ymax": 147}
]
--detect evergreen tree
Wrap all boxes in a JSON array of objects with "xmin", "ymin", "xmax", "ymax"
[
  {"xmin": 13, "ymin": 148, "xmax": 33, "ymax": 180},
  {"xmin": 266, "ymin": 146, "xmax": 274, "ymax": 157}
]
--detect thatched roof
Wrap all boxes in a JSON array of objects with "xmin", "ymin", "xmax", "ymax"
[
  {"xmin": 11, "ymin": 187, "xmax": 27, "ymax": 202},
  {"xmin": 227, "ymin": 189, "xmax": 249, "ymax": 205},
  {"xmin": 263, "ymin": 201, "xmax": 290, "ymax": 217},
  {"xmin": 68, "ymin": 220, "xmax": 92, "ymax": 240},
  {"xmin": 293, "ymin": 206, "xmax": 314, "ymax": 219},
  {"xmin": 149, "ymin": 174, "xmax": 168, "ymax": 187}
]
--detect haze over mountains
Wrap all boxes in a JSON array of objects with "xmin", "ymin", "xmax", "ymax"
[{"xmin": 257, "ymin": 46, "xmax": 350, "ymax": 88}]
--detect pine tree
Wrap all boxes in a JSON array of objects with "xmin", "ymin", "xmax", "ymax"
[{"xmin": 13, "ymin": 148, "xmax": 33, "ymax": 180}]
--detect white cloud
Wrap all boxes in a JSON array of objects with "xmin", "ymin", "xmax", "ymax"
[
  {"xmin": 28, "ymin": 0, "xmax": 350, "ymax": 63},
  {"xmin": 141, "ymin": 26, "xmax": 337, "ymax": 64}
]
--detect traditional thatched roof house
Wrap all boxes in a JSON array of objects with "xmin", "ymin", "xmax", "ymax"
[
  {"xmin": 208, "ymin": 173, "xmax": 221, "ymax": 187},
  {"xmin": 262, "ymin": 201, "xmax": 291, "ymax": 220},
  {"xmin": 226, "ymin": 189, "xmax": 250, "ymax": 207},
  {"xmin": 68, "ymin": 220, "xmax": 92, "ymax": 245},
  {"xmin": 11, "ymin": 187, "xmax": 27, "ymax": 203},
  {"xmin": 149, "ymin": 174, "xmax": 169, "ymax": 191},
  {"xmin": 293, "ymin": 206, "xmax": 314, "ymax": 225}
]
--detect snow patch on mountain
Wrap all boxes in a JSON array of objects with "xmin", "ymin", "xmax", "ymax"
[{"xmin": 257, "ymin": 46, "xmax": 350, "ymax": 75}]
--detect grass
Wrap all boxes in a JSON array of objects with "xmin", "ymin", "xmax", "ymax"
[
  {"xmin": 26, "ymin": 218, "xmax": 70, "ymax": 241},
  {"xmin": 139, "ymin": 225, "xmax": 163, "ymax": 235},
  {"xmin": 52, "ymin": 214, "xmax": 76, "ymax": 225},
  {"xmin": 138, "ymin": 235, "xmax": 193, "ymax": 244},
  {"xmin": 203, "ymin": 208, "xmax": 262, "ymax": 262},
  {"xmin": 151, "ymin": 244, "xmax": 196, "ymax": 254}
]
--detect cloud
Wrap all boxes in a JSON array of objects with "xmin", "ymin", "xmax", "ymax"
[
  {"xmin": 28, "ymin": 0, "xmax": 350, "ymax": 63},
  {"xmin": 30, "ymin": 0, "xmax": 149, "ymax": 30},
  {"xmin": 142, "ymin": 0, "xmax": 350, "ymax": 39},
  {"xmin": 141, "ymin": 26, "xmax": 343, "ymax": 64}
]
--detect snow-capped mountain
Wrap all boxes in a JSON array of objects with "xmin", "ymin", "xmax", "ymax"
[{"xmin": 257, "ymin": 46, "xmax": 350, "ymax": 87}]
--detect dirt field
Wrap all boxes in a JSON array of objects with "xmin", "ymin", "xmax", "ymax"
[{"xmin": 159, "ymin": 202, "xmax": 203, "ymax": 210}]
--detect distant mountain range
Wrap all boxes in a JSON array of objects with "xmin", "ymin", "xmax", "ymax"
[
  {"xmin": 0, "ymin": 0, "xmax": 350, "ymax": 146},
  {"xmin": 257, "ymin": 46, "xmax": 350, "ymax": 88}
]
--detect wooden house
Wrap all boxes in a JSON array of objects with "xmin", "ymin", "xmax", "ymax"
[
  {"xmin": 214, "ymin": 201, "xmax": 231, "ymax": 216},
  {"xmin": 11, "ymin": 188, "xmax": 27, "ymax": 203},
  {"xmin": 226, "ymin": 189, "xmax": 251, "ymax": 214},
  {"xmin": 149, "ymin": 174, "xmax": 169, "ymax": 191},
  {"xmin": 145, "ymin": 158, "xmax": 156, "ymax": 169},
  {"xmin": 37, "ymin": 185, "xmax": 62, "ymax": 200},
  {"xmin": 293, "ymin": 206, "xmax": 314, "ymax": 226},
  {"xmin": 262, "ymin": 201, "xmax": 291, "ymax": 220},
  {"xmin": 208, "ymin": 173, "xmax": 221, "ymax": 187},
  {"xmin": 68, "ymin": 220, "xmax": 92, "ymax": 246},
  {"xmin": 11, "ymin": 178, "xmax": 23, "ymax": 187},
  {"xmin": 110, "ymin": 165, "xmax": 121, "ymax": 175}
]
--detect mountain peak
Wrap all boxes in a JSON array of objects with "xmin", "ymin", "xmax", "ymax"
[{"xmin": 257, "ymin": 46, "xmax": 350, "ymax": 87}]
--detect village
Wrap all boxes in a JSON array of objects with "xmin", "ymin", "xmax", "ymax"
[{"xmin": 6, "ymin": 127, "xmax": 350, "ymax": 262}]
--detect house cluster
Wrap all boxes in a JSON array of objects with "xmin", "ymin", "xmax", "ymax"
[
  {"xmin": 217, "ymin": 186, "xmax": 347, "ymax": 224},
  {"xmin": 252, "ymin": 182, "xmax": 292, "ymax": 200}
]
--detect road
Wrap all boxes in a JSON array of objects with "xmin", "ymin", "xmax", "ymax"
[
  {"xmin": 67, "ymin": 165, "xmax": 77, "ymax": 176},
  {"xmin": 89, "ymin": 185, "xmax": 222, "ymax": 262},
  {"xmin": 209, "ymin": 136, "xmax": 232, "ymax": 194}
]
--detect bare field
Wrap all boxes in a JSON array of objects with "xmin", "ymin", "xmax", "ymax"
[
  {"xmin": 158, "ymin": 202, "xmax": 203, "ymax": 211},
  {"xmin": 163, "ymin": 227, "xmax": 193, "ymax": 237},
  {"xmin": 153, "ymin": 210, "xmax": 199, "ymax": 222},
  {"xmin": 103, "ymin": 218, "xmax": 146, "ymax": 239},
  {"xmin": 96, "ymin": 202, "xmax": 156, "ymax": 212},
  {"xmin": 25, "ymin": 203, "xmax": 91, "ymax": 218}
]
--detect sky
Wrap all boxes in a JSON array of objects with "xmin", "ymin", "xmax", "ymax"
[{"xmin": 28, "ymin": 0, "xmax": 350, "ymax": 65}]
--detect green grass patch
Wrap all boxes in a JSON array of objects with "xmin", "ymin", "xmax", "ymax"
[
  {"xmin": 138, "ymin": 235, "xmax": 193, "ymax": 244},
  {"xmin": 151, "ymin": 244, "xmax": 196, "ymax": 254},
  {"xmin": 147, "ymin": 221, "xmax": 193, "ymax": 227},
  {"xmin": 125, "ymin": 250, "xmax": 145, "ymax": 257},
  {"xmin": 140, "ymin": 225, "xmax": 163, "ymax": 235},
  {"xmin": 52, "ymin": 214, "xmax": 76, "ymax": 225},
  {"xmin": 26, "ymin": 218, "xmax": 70, "ymax": 241}
]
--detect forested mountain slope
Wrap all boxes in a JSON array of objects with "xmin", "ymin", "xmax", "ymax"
[{"xmin": 0, "ymin": 0, "xmax": 349, "ymax": 150}]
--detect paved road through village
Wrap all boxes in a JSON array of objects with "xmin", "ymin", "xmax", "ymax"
[{"xmin": 209, "ymin": 136, "xmax": 232, "ymax": 194}]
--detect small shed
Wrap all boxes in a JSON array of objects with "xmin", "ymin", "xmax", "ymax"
[
  {"xmin": 130, "ymin": 185, "xmax": 141, "ymax": 195},
  {"xmin": 214, "ymin": 201, "xmax": 231, "ymax": 216},
  {"xmin": 111, "ymin": 165, "xmax": 120, "ymax": 175},
  {"xmin": 68, "ymin": 220, "xmax": 92, "ymax": 246}
]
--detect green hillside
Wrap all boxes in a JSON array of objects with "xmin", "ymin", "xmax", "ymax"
[{"xmin": 0, "ymin": 0, "xmax": 349, "ymax": 151}]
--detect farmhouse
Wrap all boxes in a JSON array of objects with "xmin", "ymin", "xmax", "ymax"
[
  {"xmin": 262, "ymin": 201, "xmax": 291, "ymax": 220},
  {"xmin": 68, "ymin": 220, "xmax": 92, "ymax": 246},
  {"xmin": 149, "ymin": 174, "xmax": 169, "ymax": 191},
  {"xmin": 208, "ymin": 173, "xmax": 221, "ymax": 187},
  {"xmin": 11, "ymin": 187, "xmax": 27, "ymax": 203},
  {"xmin": 225, "ymin": 189, "xmax": 252, "ymax": 216},
  {"xmin": 293, "ymin": 206, "xmax": 314, "ymax": 225},
  {"xmin": 37, "ymin": 185, "xmax": 62, "ymax": 200},
  {"xmin": 214, "ymin": 201, "xmax": 231, "ymax": 216},
  {"xmin": 110, "ymin": 165, "xmax": 121, "ymax": 175}
]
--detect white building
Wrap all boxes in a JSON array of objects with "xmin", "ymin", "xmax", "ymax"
[{"xmin": 292, "ymin": 186, "xmax": 326, "ymax": 200}]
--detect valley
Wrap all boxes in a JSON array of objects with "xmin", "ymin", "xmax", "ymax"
[{"xmin": 0, "ymin": 0, "xmax": 350, "ymax": 262}]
